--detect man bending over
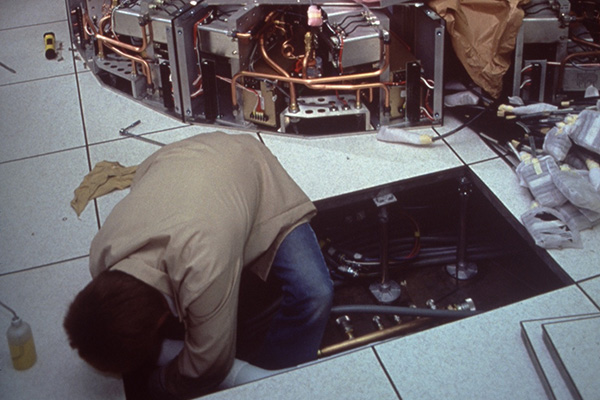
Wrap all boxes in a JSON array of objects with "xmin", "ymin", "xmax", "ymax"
[{"xmin": 64, "ymin": 132, "xmax": 333, "ymax": 399}]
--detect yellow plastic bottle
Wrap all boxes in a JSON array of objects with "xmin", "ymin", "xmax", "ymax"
[{"xmin": 7, "ymin": 317, "xmax": 37, "ymax": 370}]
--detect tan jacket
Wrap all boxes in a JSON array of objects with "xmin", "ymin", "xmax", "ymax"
[{"xmin": 89, "ymin": 132, "xmax": 316, "ymax": 396}]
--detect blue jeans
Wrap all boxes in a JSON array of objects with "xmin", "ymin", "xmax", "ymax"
[{"xmin": 254, "ymin": 223, "xmax": 333, "ymax": 370}]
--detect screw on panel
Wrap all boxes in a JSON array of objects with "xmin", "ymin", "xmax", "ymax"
[
  {"xmin": 449, "ymin": 298, "xmax": 476, "ymax": 311},
  {"xmin": 336, "ymin": 315, "xmax": 355, "ymax": 340},
  {"xmin": 426, "ymin": 299, "xmax": 437, "ymax": 310},
  {"xmin": 372, "ymin": 315, "xmax": 385, "ymax": 331}
]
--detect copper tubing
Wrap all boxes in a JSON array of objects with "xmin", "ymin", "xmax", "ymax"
[
  {"xmin": 318, "ymin": 318, "xmax": 433, "ymax": 358},
  {"xmin": 231, "ymin": 70, "xmax": 390, "ymax": 109},
  {"xmin": 232, "ymin": 42, "xmax": 391, "ymax": 111},
  {"xmin": 354, "ymin": 88, "xmax": 375, "ymax": 109},
  {"xmin": 104, "ymin": 42, "xmax": 153, "ymax": 86},
  {"xmin": 240, "ymin": 15, "xmax": 391, "ymax": 84},
  {"xmin": 84, "ymin": 13, "xmax": 149, "ymax": 55},
  {"xmin": 259, "ymin": 36, "xmax": 291, "ymax": 83},
  {"xmin": 281, "ymin": 40, "xmax": 297, "ymax": 59},
  {"xmin": 98, "ymin": 14, "xmax": 111, "ymax": 34},
  {"xmin": 83, "ymin": 12, "xmax": 152, "ymax": 86},
  {"xmin": 302, "ymin": 32, "xmax": 313, "ymax": 79},
  {"xmin": 235, "ymin": 32, "xmax": 252, "ymax": 40},
  {"xmin": 571, "ymin": 36, "xmax": 600, "ymax": 50},
  {"xmin": 259, "ymin": 36, "xmax": 298, "ymax": 112},
  {"xmin": 301, "ymin": 42, "xmax": 390, "ymax": 85},
  {"xmin": 306, "ymin": 81, "xmax": 390, "ymax": 108}
]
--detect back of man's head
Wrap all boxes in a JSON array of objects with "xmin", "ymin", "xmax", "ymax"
[{"xmin": 64, "ymin": 270, "xmax": 169, "ymax": 374}]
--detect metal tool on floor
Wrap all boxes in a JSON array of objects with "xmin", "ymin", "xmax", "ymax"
[
  {"xmin": 119, "ymin": 120, "xmax": 165, "ymax": 147},
  {"xmin": 0, "ymin": 61, "xmax": 16, "ymax": 74}
]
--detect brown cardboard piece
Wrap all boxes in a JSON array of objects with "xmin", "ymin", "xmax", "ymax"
[{"xmin": 429, "ymin": 0, "xmax": 529, "ymax": 98}]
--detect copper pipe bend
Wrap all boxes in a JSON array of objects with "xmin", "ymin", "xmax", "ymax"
[{"xmin": 231, "ymin": 43, "xmax": 390, "ymax": 110}]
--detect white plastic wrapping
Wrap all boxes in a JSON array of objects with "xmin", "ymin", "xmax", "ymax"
[
  {"xmin": 521, "ymin": 204, "xmax": 582, "ymax": 249},
  {"xmin": 508, "ymin": 96, "xmax": 525, "ymax": 106},
  {"xmin": 507, "ymin": 102, "xmax": 558, "ymax": 115},
  {"xmin": 547, "ymin": 162, "xmax": 600, "ymax": 213},
  {"xmin": 444, "ymin": 90, "xmax": 480, "ymax": 107},
  {"xmin": 579, "ymin": 206, "xmax": 600, "ymax": 227},
  {"xmin": 377, "ymin": 126, "xmax": 433, "ymax": 145},
  {"xmin": 557, "ymin": 202, "xmax": 600, "ymax": 231},
  {"xmin": 566, "ymin": 110, "xmax": 600, "ymax": 154},
  {"xmin": 542, "ymin": 125, "xmax": 572, "ymax": 162},
  {"xmin": 515, "ymin": 155, "xmax": 567, "ymax": 207},
  {"xmin": 585, "ymin": 84, "xmax": 600, "ymax": 98},
  {"xmin": 586, "ymin": 159, "xmax": 600, "ymax": 192}
]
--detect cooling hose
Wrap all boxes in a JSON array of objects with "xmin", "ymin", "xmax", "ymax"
[{"xmin": 331, "ymin": 304, "xmax": 480, "ymax": 319}]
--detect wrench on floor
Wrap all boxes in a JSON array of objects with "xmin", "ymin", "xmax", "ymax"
[{"xmin": 119, "ymin": 120, "xmax": 165, "ymax": 147}]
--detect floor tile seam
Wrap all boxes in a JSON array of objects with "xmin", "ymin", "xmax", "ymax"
[
  {"xmin": 0, "ymin": 19, "xmax": 68, "ymax": 33},
  {"xmin": 0, "ymin": 254, "xmax": 89, "ymax": 279},
  {"xmin": 0, "ymin": 71, "xmax": 76, "ymax": 88},
  {"xmin": 575, "ymin": 279, "xmax": 600, "ymax": 311},
  {"xmin": 439, "ymin": 137, "xmax": 468, "ymax": 166},
  {"xmin": 261, "ymin": 129, "xmax": 373, "ymax": 139},
  {"xmin": 72, "ymin": 57, "xmax": 102, "ymax": 230},
  {"xmin": 371, "ymin": 347, "xmax": 403, "ymax": 399},
  {"xmin": 0, "ymin": 143, "xmax": 90, "ymax": 166},
  {"xmin": 438, "ymin": 124, "xmax": 515, "ymax": 168},
  {"xmin": 0, "ymin": 125, "xmax": 191, "ymax": 166},
  {"xmin": 466, "ymin": 155, "xmax": 505, "ymax": 168},
  {"xmin": 576, "ymin": 274, "xmax": 600, "ymax": 285}
]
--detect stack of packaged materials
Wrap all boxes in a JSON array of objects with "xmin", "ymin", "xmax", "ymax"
[{"xmin": 510, "ymin": 99, "xmax": 600, "ymax": 249}]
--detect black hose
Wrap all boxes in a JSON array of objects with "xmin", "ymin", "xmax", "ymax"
[
  {"xmin": 333, "ymin": 245, "xmax": 506, "ymax": 266},
  {"xmin": 331, "ymin": 304, "xmax": 480, "ymax": 319},
  {"xmin": 327, "ymin": 248, "xmax": 511, "ymax": 280},
  {"xmin": 431, "ymin": 108, "xmax": 487, "ymax": 142}
]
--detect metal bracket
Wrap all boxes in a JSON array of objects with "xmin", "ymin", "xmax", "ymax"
[
  {"xmin": 446, "ymin": 177, "xmax": 478, "ymax": 280},
  {"xmin": 370, "ymin": 191, "xmax": 402, "ymax": 303},
  {"xmin": 373, "ymin": 192, "xmax": 397, "ymax": 208},
  {"xmin": 369, "ymin": 280, "xmax": 403, "ymax": 304}
]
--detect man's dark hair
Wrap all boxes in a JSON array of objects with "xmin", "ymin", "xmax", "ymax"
[{"xmin": 64, "ymin": 270, "xmax": 169, "ymax": 374}]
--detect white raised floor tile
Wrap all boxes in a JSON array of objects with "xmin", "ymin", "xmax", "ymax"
[
  {"xmin": 202, "ymin": 348, "xmax": 399, "ymax": 400},
  {"xmin": 0, "ymin": 258, "xmax": 125, "ymax": 400},
  {"xmin": 0, "ymin": 0, "xmax": 67, "ymax": 30},
  {"xmin": 374, "ymin": 285, "xmax": 598, "ymax": 400},
  {"xmin": 0, "ymin": 21, "xmax": 74, "ymax": 86},
  {"xmin": 260, "ymin": 132, "xmax": 462, "ymax": 201},
  {"xmin": 0, "ymin": 74, "xmax": 84, "ymax": 163},
  {"xmin": 77, "ymin": 72, "xmax": 186, "ymax": 145},
  {"xmin": 0, "ymin": 148, "xmax": 98, "ymax": 274}
]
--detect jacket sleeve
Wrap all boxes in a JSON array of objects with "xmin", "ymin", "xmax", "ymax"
[{"xmin": 158, "ymin": 259, "xmax": 241, "ymax": 399}]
